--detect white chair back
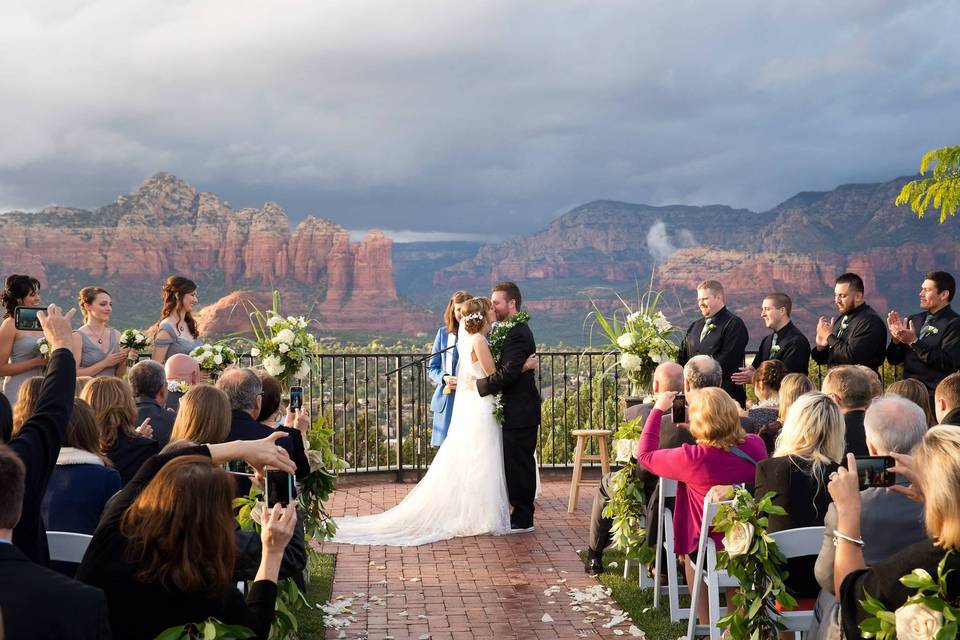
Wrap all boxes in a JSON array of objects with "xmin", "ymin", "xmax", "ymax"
[
  {"xmin": 770, "ymin": 526, "xmax": 825, "ymax": 635},
  {"xmin": 47, "ymin": 531, "xmax": 93, "ymax": 564},
  {"xmin": 652, "ymin": 478, "xmax": 691, "ymax": 621}
]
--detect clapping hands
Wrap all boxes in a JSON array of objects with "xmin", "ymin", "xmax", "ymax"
[
  {"xmin": 887, "ymin": 311, "xmax": 917, "ymax": 345},
  {"xmin": 815, "ymin": 316, "xmax": 833, "ymax": 347}
]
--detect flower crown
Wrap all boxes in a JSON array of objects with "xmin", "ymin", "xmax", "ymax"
[{"xmin": 464, "ymin": 312, "xmax": 485, "ymax": 323}]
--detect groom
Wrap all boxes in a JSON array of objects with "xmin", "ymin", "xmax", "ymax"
[{"xmin": 477, "ymin": 282, "xmax": 541, "ymax": 533}]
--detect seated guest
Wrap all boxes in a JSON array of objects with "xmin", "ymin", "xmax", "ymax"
[
  {"xmin": 11, "ymin": 375, "xmax": 43, "ymax": 435},
  {"xmin": 81, "ymin": 377, "xmax": 159, "ymax": 486},
  {"xmin": 42, "ymin": 399, "xmax": 121, "ymax": 535},
  {"xmin": 76, "ymin": 434, "xmax": 298, "ymax": 640},
  {"xmin": 216, "ymin": 368, "xmax": 309, "ymax": 481},
  {"xmin": 887, "ymin": 378, "xmax": 935, "ymax": 426},
  {"xmin": 164, "ymin": 352, "xmax": 201, "ymax": 411},
  {"xmin": 255, "ymin": 370, "xmax": 284, "ymax": 425},
  {"xmin": 585, "ymin": 362, "xmax": 686, "ymax": 574},
  {"xmin": 746, "ymin": 359, "xmax": 785, "ymax": 426},
  {"xmin": 855, "ymin": 364, "xmax": 882, "ymax": 399},
  {"xmin": 821, "ymin": 366, "xmax": 874, "ymax": 456},
  {"xmin": 756, "ymin": 373, "xmax": 816, "ymax": 454},
  {"xmin": 812, "ymin": 394, "xmax": 928, "ymax": 639},
  {"xmin": 165, "ymin": 385, "xmax": 308, "ymax": 584},
  {"xmin": 637, "ymin": 386, "xmax": 767, "ymax": 625},
  {"xmin": 129, "ymin": 360, "xmax": 176, "ymax": 447},
  {"xmin": 934, "ymin": 372, "xmax": 960, "ymax": 426},
  {"xmin": 0, "ymin": 304, "xmax": 78, "ymax": 566},
  {"xmin": 755, "ymin": 392, "xmax": 843, "ymax": 601},
  {"xmin": 829, "ymin": 426, "xmax": 960, "ymax": 639},
  {"xmin": 75, "ymin": 375, "xmax": 93, "ymax": 397},
  {"xmin": 0, "ymin": 444, "xmax": 112, "ymax": 639}
]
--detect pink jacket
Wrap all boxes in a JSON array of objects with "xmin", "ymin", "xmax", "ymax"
[{"xmin": 636, "ymin": 408, "xmax": 767, "ymax": 554}]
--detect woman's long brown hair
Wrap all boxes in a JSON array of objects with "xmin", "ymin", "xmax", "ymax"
[
  {"xmin": 120, "ymin": 456, "xmax": 236, "ymax": 595},
  {"xmin": 157, "ymin": 276, "xmax": 198, "ymax": 339},
  {"xmin": 443, "ymin": 290, "xmax": 472, "ymax": 334},
  {"xmin": 66, "ymin": 399, "xmax": 112, "ymax": 466},
  {"xmin": 80, "ymin": 377, "xmax": 139, "ymax": 451}
]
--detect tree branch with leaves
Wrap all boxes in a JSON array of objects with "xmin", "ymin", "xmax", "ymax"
[{"xmin": 896, "ymin": 146, "xmax": 960, "ymax": 223}]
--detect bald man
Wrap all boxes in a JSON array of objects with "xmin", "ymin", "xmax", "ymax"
[{"xmin": 163, "ymin": 353, "xmax": 200, "ymax": 412}]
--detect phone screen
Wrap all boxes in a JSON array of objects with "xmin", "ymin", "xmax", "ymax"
[
  {"xmin": 265, "ymin": 469, "xmax": 293, "ymax": 506},
  {"xmin": 672, "ymin": 394, "xmax": 687, "ymax": 424},
  {"xmin": 14, "ymin": 306, "xmax": 43, "ymax": 332},
  {"xmin": 289, "ymin": 386, "xmax": 303, "ymax": 410},
  {"xmin": 855, "ymin": 456, "xmax": 895, "ymax": 490}
]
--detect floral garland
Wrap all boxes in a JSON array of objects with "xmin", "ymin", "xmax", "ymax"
[
  {"xmin": 488, "ymin": 310, "xmax": 531, "ymax": 424},
  {"xmin": 712, "ymin": 487, "xmax": 796, "ymax": 638},
  {"xmin": 859, "ymin": 551, "xmax": 957, "ymax": 639},
  {"xmin": 602, "ymin": 416, "xmax": 655, "ymax": 564}
]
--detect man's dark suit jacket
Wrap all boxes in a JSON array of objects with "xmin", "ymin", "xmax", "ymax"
[
  {"xmin": 227, "ymin": 410, "xmax": 310, "ymax": 481},
  {"xmin": 7, "ymin": 348, "xmax": 75, "ymax": 566},
  {"xmin": 678, "ymin": 306, "xmax": 749, "ymax": 405},
  {"xmin": 886, "ymin": 305, "xmax": 960, "ymax": 393},
  {"xmin": 476, "ymin": 322, "xmax": 540, "ymax": 430},
  {"xmin": 843, "ymin": 410, "xmax": 868, "ymax": 456},
  {"xmin": 751, "ymin": 321, "xmax": 811, "ymax": 374},
  {"xmin": 136, "ymin": 396, "xmax": 176, "ymax": 449},
  {"xmin": 164, "ymin": 388, "xmax": 185, "ymax": 412},
  {"xmin": 811, "ymin": 303, "xmax": 887, "ymax": 371},
  {"xmin": 0, "ymin": 542, "xmax": 111, "ymax": 639}
]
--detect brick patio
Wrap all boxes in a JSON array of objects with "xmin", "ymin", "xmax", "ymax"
[{"xmin": 319, "ymin": 475, "xmax": 646, "ymax": 640}]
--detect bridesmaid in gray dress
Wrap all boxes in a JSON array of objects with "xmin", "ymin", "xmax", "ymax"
[
  {"xmin": 71, "ymin": 287, "xmax": 130, "ymax": 378},
  {"xmin": 151, "ymin": 276, "xmax": 203, "ymax": 364},
  {"xmin": 0, "ymin": 274, "xmax": 47, "ymax": 404}
]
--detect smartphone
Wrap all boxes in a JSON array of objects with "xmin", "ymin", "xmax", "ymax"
[
  {"xmin": 264, "ymin": 468, "xmax": 294, "ymax": 507},
  {"xmin": 855, "ymin": 456, "xmax": 895, "ymax": 490},
  {"xmin": 14, "ymin": 306, "xmax": 44, "ymax": 332},
  {"xmin": 289, "ymin": 386, "xmax": 303, "ymax": 410},
  {"xmin": 672, "ymin": 393, "xmax": 687, "ymax": 424}
]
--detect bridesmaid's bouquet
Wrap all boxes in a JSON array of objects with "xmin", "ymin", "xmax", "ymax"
[
  {"xmin": 120, "ymin": 329, "xmax": 151, "ymax": 363},
  {"xmin": 189, "ymin": 343, "xmax": 238, "ymax": 375},
  {"xmin": 33, "ymin": 338, "xmax": 51, "ymax": 360}
]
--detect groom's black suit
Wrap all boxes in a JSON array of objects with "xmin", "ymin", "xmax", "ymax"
[{"xmin": 477, "ymin": 320, "xmax": 541, "ymax": 529}]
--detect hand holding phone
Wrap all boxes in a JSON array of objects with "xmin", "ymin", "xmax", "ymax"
[
  {"xmin": 264, "ymin": 467, "xmax": 294, "ymax": 507},
  {"xmin": 14, "ymin": 306, "xmax": 44, "ymax": 332},
  {"xmin": 289, "ymin": 386, "xmax": 303, "ymax": 411},
  {"xmin": 672, "ymin": 393, "xmax": 687, "ymax": 424},
  {"xmin": 854, "ymin": 456, "xmax": 895, "ymax": 490}
]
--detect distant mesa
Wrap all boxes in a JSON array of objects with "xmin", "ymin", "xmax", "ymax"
[{"xmin": 0, "ymin": 172, "xmax": 435, "ymax": 336}]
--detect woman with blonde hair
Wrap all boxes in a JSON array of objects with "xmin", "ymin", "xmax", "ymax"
[
  {"xmin": 887, "ymin": 378, "xmax": 934, "ymax": 426},
  {"xmin": 168, "ymin": 385, "xmax": 232, "ymax": 446},
  {"xmin": 636, "ymin": 386, "xmax": 767, "ymax": 624},
  {"xmin": 831, "ymin": 426, "xmax": 960, "ymax": 637},
  {"xmin": 71, "ymin": 286, "xmax": 129, "ymax": 378},
  {"xmin": 427, "ymin": 290, "xmax": 472, "ymax": 447},
  {"xmin": 11, "ymin": 376, "xmax": 43, "ymax": 436},
  {"xmin": 755, "ymin": 392, "xmax": 844, "ymax": 601},
  {"xmin": 757, "ymin": 372, "xmax": 817, "ymax": 454},
  {"xmin": 81, "ymin": 377, "xmax": 158, "ymax": 485}
]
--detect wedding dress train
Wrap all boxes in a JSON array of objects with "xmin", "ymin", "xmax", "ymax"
[{"xmin": 331, "ymin": 334, "xmax": 511, "ymax": 546}]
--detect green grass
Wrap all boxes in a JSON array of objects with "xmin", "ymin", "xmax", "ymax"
[
  {"xmin": 297, "ymin": 554, "xmax": 337, "ymax": 638},
  {"xmin": 580, "ymin": 549, "xmax": 687, "ymax": 640}
]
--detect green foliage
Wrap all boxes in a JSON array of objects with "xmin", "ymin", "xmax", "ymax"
[
  {"xmin": 859, "ymin": 551, "xmax": 958, "ymax": 639},
  {"xmin": 154, "ymin": 619, "xmax": 254, "ymax": 640},
  {"xmin": 712, "ymin": 488, "xmax": 795, "ymax": 639},
  {"xmin": 896, "ymin": 145, "xmax": 960, "ymax": 223},
  {"xmin": 613, "ymin": 415, "xmax": 645, "ymax": 440},
  {"xmin": 601, "ymin": 460, "xmax": 654, "ymax": 564},
  {"xmin": 270, "ymin": 578, "xmax": 311, "ymax": 640},
  {"xmin": 299, "ymin": 412, "xmax": 346, "ymax": 541}
]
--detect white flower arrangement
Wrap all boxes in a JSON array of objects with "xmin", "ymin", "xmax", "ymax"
[
  {"xmin": 188, "ymin": 342, "xmax": 238, "ymax": 373},
  {"xmin": 247, "ymin": 292, "xmax": 319, "ymax": 385},
  {"xmin": 722, "ymin": 521, "xmax": 755, "ymax": 558},
  {"xmin": 34, "ymin": 337, "xmax": 51, "ymax": 359},
  {"xmin": 119, "ymin": 328, "xmax": 151, "ymax": 352}
]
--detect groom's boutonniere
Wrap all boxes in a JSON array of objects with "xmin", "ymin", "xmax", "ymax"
[
  {"xmin": 167, "ymin": 380, "xmax": 190, "ymax": 394},
  {"xmin": 770, "ymin": 343, "xmax": 782, "ymax": 354}
]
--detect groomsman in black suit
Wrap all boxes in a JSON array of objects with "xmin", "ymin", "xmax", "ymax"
[
  {"xmin": 731, "ymin": 293, "xmax": 811, "ymax": 387},
  {"xmin": 887, "ymin": 271, "xmax": 960, "ymax": 403},
  {"xmin": 812, "ymin": 273, "xmax": 887, "ymax": 372},
  {"xmin": 677, "ymin": 280, "xmax": 749, "ymax": 406}
]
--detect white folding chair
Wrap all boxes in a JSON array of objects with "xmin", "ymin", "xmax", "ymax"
[
  {"xmin": 46, "ymin": 531, "xmax": 93, "ymax": 564},
  {"xmin": 652, "ymin": 478, "xmax": 691, "ymax": 622},
  {"xmin": 686, "ymin": 497, "xmax": 737, "ymax": 640},
  {"xmin": 770, "ymin": 526, "xmax": 825, "ymax": 637},
  {"xmin": 620, "ymin": 512, "xmax": 655, "ymax": 589}
]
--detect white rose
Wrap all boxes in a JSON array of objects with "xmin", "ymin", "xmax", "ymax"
[
  {"xmin": 278, "ymin": 343, "xmax": 290, "ymax": 353},
  {"xmin": 214, "ymin": 354, "xmax": 223, "ymax": 365},
  {"xmin": 262, "ymin": 355, "xmax": 285, "ymax": 377},
  {"xmin": 722, "ymin": 521, "xmax": 755, "ymax": 557},
  {"xmin": 273, "ymin": 328, "xmax": 295, "ymax": 345},
  {"xmin": 250, "ymin": 347, "xmax": 261, "ymax": 357},
  {"xmin": 651, "ymin": 351, "xmax": 666, "ymax": 364},
  {"xmin": 267, "ymin": 315, "xmax": 282, "ymax": 328},
  {"xmin": 653, "ymin": 314, "xmax": 672, "ymax": 332},
  {"xmin": 39, "ymin": 343, "xmax": 50, "ymax": 354},
  {"xmin": 613, "ymin": 439, "xmax": 637, "ymax": 463},
  {"xmin": 626, "ymin": 311, "xmax": 641, "ymax": 323},
  {"xmin": 619, "ymin": 352, "xmax": 642, "ymax": 371},
  {"xmin": 896, "ymin": 603, "xmax": 944, "ymax": 640},
  {"xmin": 298, "ymin": 317, "xmax": 309, "ymax": 329},
  {"xmin": 297, "ymin": 361, "xmax": 310, "ymax": 379},
  {"xmin": 617, "ymin": 333, "xmax": 635, "ymax": 349}
]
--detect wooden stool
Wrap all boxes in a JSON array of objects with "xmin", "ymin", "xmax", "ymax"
[{"xmin": 567, "ymin": 429, "xmax": 612, "ymax": 512}]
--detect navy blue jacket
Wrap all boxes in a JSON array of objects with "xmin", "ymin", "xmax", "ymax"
[{"xmin": 42, "ymin": 458, "xmax": 121, "ymax": 535}]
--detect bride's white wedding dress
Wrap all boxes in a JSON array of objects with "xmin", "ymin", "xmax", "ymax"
[{"xmin": 332, "ymin": 332, "xmax": 511, "ymax": 546}]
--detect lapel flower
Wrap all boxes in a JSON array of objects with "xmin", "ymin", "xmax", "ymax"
[
  {"xmin": 920, "ymin": 325, "xmax": 939, "ymax": 339},
  {"xmin": 704, "ymin": 319, "xmax": 717, "ymax": 334},
  {"xmin": 770, "ymin": 343, "xmax": 781, "ymax": 354},
  {"xmin": 167, "ymin": 380, "xmax": 190, "ymax": 394}
]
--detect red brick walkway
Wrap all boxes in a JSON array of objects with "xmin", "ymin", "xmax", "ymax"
[{"xmin": 319, "ymin": 476, "xmax": 645, "ymax": 640}]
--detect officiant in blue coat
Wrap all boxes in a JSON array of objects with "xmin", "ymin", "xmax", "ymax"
[{"xmin": 427, "ymin": 291, "xmax": 471, "ymax": 447}]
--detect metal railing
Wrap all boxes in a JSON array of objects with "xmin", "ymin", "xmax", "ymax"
[{"xmin": 242, "ymin": 351, "xmax": 900, "ymax": 477}]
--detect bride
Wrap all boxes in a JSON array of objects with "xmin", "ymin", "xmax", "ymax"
[{"xmin": 333, "ymin": 297, "xmax": 525, "ymax": 546}]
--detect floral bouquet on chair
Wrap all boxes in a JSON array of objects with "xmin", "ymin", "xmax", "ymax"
[{"xmin": 591, "ymin": 275, "xmax": 679, "ymax": 397}]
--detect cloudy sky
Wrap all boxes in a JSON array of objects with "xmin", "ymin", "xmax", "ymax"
[{"xmin": 1, "ymin": 0, "xmax": 958, "ymax": 235}]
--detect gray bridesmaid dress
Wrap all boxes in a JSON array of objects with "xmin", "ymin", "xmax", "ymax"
[
  {"xmin": 78, "ymin": 330, "xmax": 120, "ymax": 377},
  {"xmin": 2, "ymin": 335, "xmax": 44, "ymax": 404},
  {"xmin": 154, "ymin": 321, "xmax": 202, "ymax": 360}
]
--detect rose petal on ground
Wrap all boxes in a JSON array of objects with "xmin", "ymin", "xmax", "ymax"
[{"xmin": 542, "ymin": 613, "xmax": 554, "ymax": 622}]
